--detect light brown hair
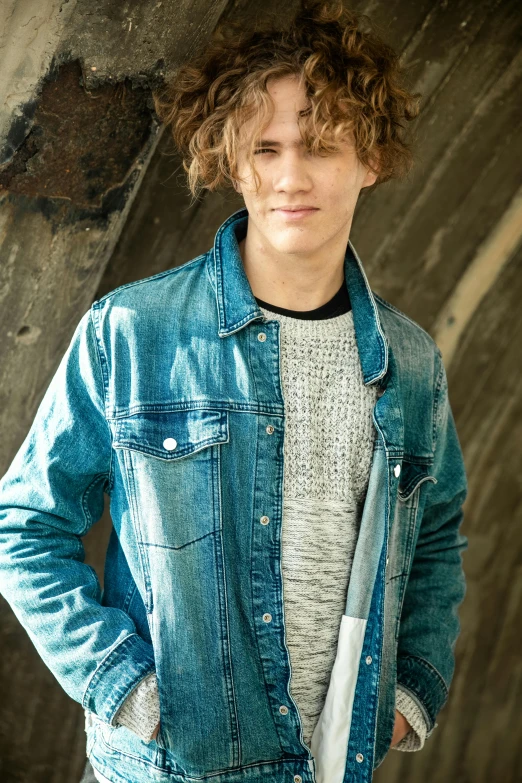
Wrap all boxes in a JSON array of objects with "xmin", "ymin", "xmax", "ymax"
[{"xmin": 153, "ymin": 0, "xmax": 421, "ymax": 201}]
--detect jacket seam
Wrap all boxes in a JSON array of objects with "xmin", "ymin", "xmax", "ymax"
[
  {"xmin": 93, "ymin": 254, "xmax": 208, "ymax": 306},
  {"xmin": 246, "ymin": 329, "xmax": 284, "ymax": 752},
  {"xmin": 80, "ymin": 473, "xmax": 110, "ymax": 536},
  {"xmin": 431, "ymin": 352, "xmax": 446, "ymax": 451},
  {"xmin": 372, "ymin": 293, "xmax": 439, "ymax": 349},
  {"xmin": 89, "ymin": 305, "xmax": 114, "ymax": 493},
  {"xmin": 398, "ymin": 651, "xmax": 450, "ymax": 695}
]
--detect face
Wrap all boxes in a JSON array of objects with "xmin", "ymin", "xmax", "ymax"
[{"xmin": 234, "ymin": 74, "xmax": 378, "ymax": 259}]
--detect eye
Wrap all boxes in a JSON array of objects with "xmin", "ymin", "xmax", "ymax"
[{"xmin": 254, "ymin": 148, "xmax": 275, "ymax": 155}]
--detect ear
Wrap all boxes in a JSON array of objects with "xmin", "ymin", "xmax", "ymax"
[{"xmin": 362, "ymin": 149, "xmax": 381, "ymax": 187}]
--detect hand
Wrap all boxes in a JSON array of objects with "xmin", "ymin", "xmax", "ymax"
[
  {"xmin": 389, "ymin": 709, "xmax": 411, "ymax": 747},
  {"xmin": 150, "ymin": 721, "xmax": 160, "ymax": 741}
]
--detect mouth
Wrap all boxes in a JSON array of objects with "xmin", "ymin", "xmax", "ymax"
[{"xmin": 274, "ymin": 207, "xmax": 319, "ymax": 220}]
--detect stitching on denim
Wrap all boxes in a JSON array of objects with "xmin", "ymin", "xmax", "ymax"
[
  {"xmin": 82, "ymin": 633, "xmax": 143, "ymax": 708},
  {"xmin": 95, "ymin": 727, "xmax": 303, "ymax": 780},
  {"xmin": 122, "ymin": 581, "xmax": 138, "ymax": 615},
  {"xmin": 113, "ymin": 431, "xmax": 228, "ymax": 460},
  {"xmin": 89, "ymin": 306, "xmax": 114, "ymax": 493},
  {"xmin": 124, "ymin": 450, "xmax": 151, "ymax": 610},
  {"xmin": 245, "ymin": 329, "xmax": 284, "ymax": 752},
  {"xmin": 373, "ymin": 293, "xmax": 439, "ymax": 349},
  {"xmin": 93, "ymin": 253, "xmax": 208, "ymax": 306},
  {"xmin": 214, "ymin": 442, "xmax": 241, "ymax": 766},
  {"xmin": 400, "ymin": 652, "xmax": 449, "ymax": 695},
  {"xmin": 81, "ymin": 473, "xmax": 109, "ymax": 536},
  {"xmin": 108, "ymin": 400, "xmax": 285, "ymax": 420},
  {"xmin": 431, "ymin": 352, "xmax": 447, "ymax": 451},
  {"xmin": 138, "ymin": 530, "xmax": 217, "ymax": 551}
]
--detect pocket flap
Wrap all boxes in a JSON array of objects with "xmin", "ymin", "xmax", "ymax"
[
  {"xmin": 113, "ymin": 409, "xmax": 229, "ymax": 460},
  {"xmin": 398, "ymin": 460, "xmax": 437, "ymax": 502}
]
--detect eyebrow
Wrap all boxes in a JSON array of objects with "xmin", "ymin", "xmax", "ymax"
[{"xmin": 254, "ymin": 139, "xmax": 306, "ymax": 149}]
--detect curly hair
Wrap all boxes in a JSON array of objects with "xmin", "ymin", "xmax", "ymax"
[{"xmin": 152, "ymin": 0, "xmax": 421, "ymax": 201}]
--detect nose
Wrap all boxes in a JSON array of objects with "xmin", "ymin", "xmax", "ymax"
[{"xmin": 272, "ymin": 152, "xmax": 313, "ymax": 193}]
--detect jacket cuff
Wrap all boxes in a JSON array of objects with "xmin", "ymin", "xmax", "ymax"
[
  {"xmin": 113, "ymin": 671, "xmax": 161, "ymax": 743},
  {"xmin": 396, "ymin": 652, "xmax": 448, "ymax": 733},
  {"xmin": 392, "ymin": 686, "xmax": 429, "ymax": 752},
  {"xmin": 81, "ymin": 633, "xmax": 156, "ymax": 725}
]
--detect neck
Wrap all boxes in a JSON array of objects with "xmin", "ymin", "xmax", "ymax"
[{"xmin": 238, "ymin": 220, "xmax": 350, "ymax": 311}]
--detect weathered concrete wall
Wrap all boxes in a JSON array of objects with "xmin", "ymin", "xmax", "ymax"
[
  {"xmin": 0, "ymin": 0, "xmax": 228, "ymax": 469},
  {"xmin": 0, "ymin": 0, "xmax": 226, "ymax": 163}
]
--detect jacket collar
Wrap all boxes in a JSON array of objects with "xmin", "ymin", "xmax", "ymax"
[{"xmin": 208, "ymin": 207, "xmax": 388, "ymax": 386}]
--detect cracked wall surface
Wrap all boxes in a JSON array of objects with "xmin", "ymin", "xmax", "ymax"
[{"xmin": 1, "ymin": 60, "xmax": 152, "ymax": 210}]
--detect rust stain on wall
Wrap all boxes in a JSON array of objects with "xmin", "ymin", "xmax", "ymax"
[{"xmin": 0, "ymin": 60, "xmax": 153, "ymax": 209}]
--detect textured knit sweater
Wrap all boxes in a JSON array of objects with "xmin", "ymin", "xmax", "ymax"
[{"xmin": 87, "ymin": 283, "xmax": 427, "ymax": 783}]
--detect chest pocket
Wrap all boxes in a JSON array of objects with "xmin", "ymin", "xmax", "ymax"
[{"xmin": 113, "ymin": 408, "xmax": 229, "ymax": 549}]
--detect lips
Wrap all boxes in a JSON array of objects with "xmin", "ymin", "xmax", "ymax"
[
  {"xmin": 274, "ymin": 207, "xmax": 319, "ymax": 219},
  {"xmin": 274, "ymin": 206, "xmax": 318, "ymax": 211}
]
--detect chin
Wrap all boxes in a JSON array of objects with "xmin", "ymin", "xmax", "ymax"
[
  {"xmin": 270, "ymin": 234, "xmax": 318, "ymax": 254},
  {"xmin": 278, "ymin": 242, "xmax": 318, "ymax": 256}
]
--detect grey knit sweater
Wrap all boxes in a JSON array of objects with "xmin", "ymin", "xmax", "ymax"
[{"xmin": 87, "ymin": 295, "xmax": 427, "ymax": 783}]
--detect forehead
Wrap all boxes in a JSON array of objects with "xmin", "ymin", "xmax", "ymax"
[
  {"xmin": 266, "ymin": 74, "xmax": 309, "ymax": 114},
  {"xmin": 239, "ymin": 75, "xmax": 310, "ymax": 146}
]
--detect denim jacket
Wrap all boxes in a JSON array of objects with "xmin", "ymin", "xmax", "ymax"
[{"xmin": 0, "ymin": 208, "xmax": 468, "ymax": 783}]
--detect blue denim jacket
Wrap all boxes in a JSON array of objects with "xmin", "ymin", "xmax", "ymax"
[{"xmin": 0, "ymin": 208, "xmax": 468, "ymax": 783}]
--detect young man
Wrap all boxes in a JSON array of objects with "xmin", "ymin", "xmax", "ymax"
[{"xmin": 0, "ymin": 3, "xmax": 468, "ymax": 783}]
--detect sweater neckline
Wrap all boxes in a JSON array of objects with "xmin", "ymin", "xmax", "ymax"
[
  {"xmin": 258, "ymin": 305, "xmax": 354, "ymax": 338},
  {"xmin": 254, "ymin": 281, "xmax": 351, "ymax": 320}
]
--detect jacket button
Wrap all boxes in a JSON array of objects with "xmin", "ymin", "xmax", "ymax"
[
  {"xmin": 356, "ymin": 753, "xmax": 364, "ymax": 763},
  {"xmin": 258, "ymin": 332, "xmax": 267, "ymax": 342},
  {"xmin": 266, "ymin": 425, "xmax": 275, "ymax": 434},
  {"xmin": 262, "ymin": 613, "xmax": 272, "ymax": 623},
  {"xmin": 279, "ymin": 705, "xmax": 289, "ymax": 715},
  {"xmin": 163, "ymin": 438, "xmax": 177, "ymax": 450},
  {"xmin": 260, "ymin": 516, "xmax": 270, "ymax": 525},
  {"xmin": 366, "ymin": 655, "xmax": 372, "ymax": 665},
  {"xmin": 394, "ymin": 464, "xmax": 401, "ymax": 477},
  {"xmin": 294, "ymin": 776, "xmax": 302, "ymax": 783}
]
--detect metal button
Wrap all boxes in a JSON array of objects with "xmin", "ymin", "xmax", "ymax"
[
  {"xmin": 366, "ymin": 655, "xmax": 372, "ymax": 665},
  {"xmin": 263, "ymin": 613, "xmax": 272, "ymax": 623},
  {"xmin": 258, "ymin": 332, "xmax": 267, "ymax": 342},
  {"xmin": 260, "ymin": 515, "xmax": 270, "ymax": 525},
  {"xmin": 356, "ymin": 753, "xmax": 364, "ymax": 763},
  {"xmin": 279, "ymin": 705, "xmax": 289, "ymax": 715},
  {"xmin": 294, "ymin": 776, "xmax": 302, "ymax": 783},
  {"xmin": 394, "ymin": 464, "xmax": 401, "ymax": 477},
  {"xmin": 163, "ymin": 438, "xmax": 177, "ymax": 450},
  {"xmin": 266, "ymin": 425, "xmax": 275, "ymax": 435}
]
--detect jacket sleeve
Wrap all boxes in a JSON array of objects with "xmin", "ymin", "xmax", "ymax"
[
  {"xmin": 0, "ymin": 306, "xmax": 156, "ymax": 726},
  {"xmin": 395, "ymin": 349, "xmax": 468, "ymax": 740}
]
